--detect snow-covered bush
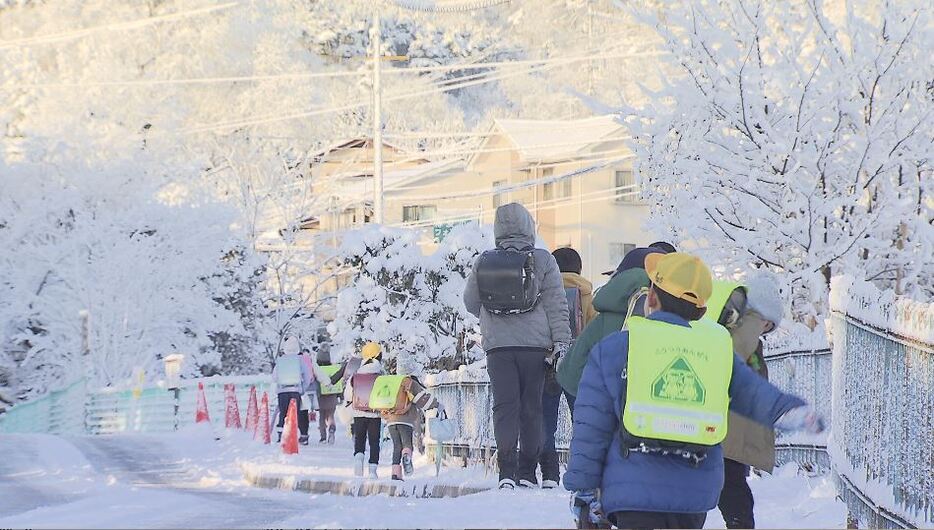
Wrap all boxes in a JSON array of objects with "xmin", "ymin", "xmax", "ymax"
[
  {"xmin": 622, "ymin": 0, "xmax": 933, "ymax": 324},
  {"xmin": 328, "ymin": 224, "xmax": 490, "ymax": 374},
  {"xmin": 0, "ymin": 160, "xmax": 260, "ymax": 400}
]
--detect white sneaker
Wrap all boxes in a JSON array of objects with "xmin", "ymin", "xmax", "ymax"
[
  {"xmin": 368, "ymin": 464, "xmax": 379, "ymax": 479},
  {"xmin": 542, "ymin": 479, "xmax": 559, "ymax": 489},
  {"xmin": 353, "ymin": 453, "xmax": 364, "ymax": 477},
  {"xmin": 498, "ymin": 478, "xmax": 516, "ymax": 490},
  {"xmin": 518, "ymin": 478, "xmax": 538, "ymax": 489}
]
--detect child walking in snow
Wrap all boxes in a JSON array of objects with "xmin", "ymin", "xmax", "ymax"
[
  {"xmin": 273, "ymin": 336, "xmax": 332, "ymax": 445},
  {"xmin": 346, "ymin": 342, "xmax": 385, "ymax": 478},
  {"xmin": 315, "ymin": 349, "xmax": 340, "ymax": 444},
  {"xmin": 380, "ymin": 375, "xmax": 443, "ymax": 481}
]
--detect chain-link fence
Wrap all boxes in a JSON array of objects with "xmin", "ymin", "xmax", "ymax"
[{"xmin": 829, "ymin": 311, "xmax": 932, "ymax": 528}]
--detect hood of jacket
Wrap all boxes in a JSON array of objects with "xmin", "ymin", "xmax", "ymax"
[
  {"xmin": 494, "ymin": 203, "xmax": 536, "ymax": 250},
  {"xmin": 562, "ymin": 272, "xmax": 594, "ymax": 296},
  {"xmin": 593, "ymin": 268, "xmax": 650, "ymax": 314}
]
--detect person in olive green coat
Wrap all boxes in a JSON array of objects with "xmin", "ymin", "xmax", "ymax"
[
  {"xmin": 556, "ymin": 247, "xmax": 666, "ymax": 397},
  {"xmin": 708, "ymin": 273, "xmax": 785, "ymax": 529}
]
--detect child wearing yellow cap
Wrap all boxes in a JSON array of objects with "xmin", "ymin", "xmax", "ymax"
[
  {"xmin": 345, "ymin": 342, "xmax": 385, "ymax": 478},
  {"xmin": 564, "ymin": 253, "xmax": 825, "ymax": 529}
]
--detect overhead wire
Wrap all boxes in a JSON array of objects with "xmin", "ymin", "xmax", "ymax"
[
  {"xmin": 180, "ymin": 47, "xmax": 651, "ymax": 135},
  {"xmin": 0, "ymin": 2, "xmax": 238, "ymax": 50},
  {"xmin": 0, "ymin": 36, "xmax": 663, "ymax": 90}
]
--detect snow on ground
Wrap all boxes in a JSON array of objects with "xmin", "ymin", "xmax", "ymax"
[{"xmin": 0, "ymin": 424, "xmax": 845, "ymax": 529}]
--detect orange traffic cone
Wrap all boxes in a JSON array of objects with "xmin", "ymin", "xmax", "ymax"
[
  {"xmin": 224, "ymin": 384, "xmax": 242, "ymax": 429},
  {"xmin": 195, "ymin": 382, "xmax": 211, "ymax": 424},
  {"xmin": 245, "ymin": 386, "xmax": 259, "ymax": 435},
  {"xmin": 281, "ymin": 398, "xmax": 299, "ymax": 455},
  {"xmin": 257, "ymin": 392, "xmax": 271, "ymax": 444}
]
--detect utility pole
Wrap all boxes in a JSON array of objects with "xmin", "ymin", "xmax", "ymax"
[
  {"xmin": 372, "ymin": 9, "xmax": 385, "ymax": 225},
  {"xmin": 587, "ymin": 0, "xmax": 594, "ymax": 95}
]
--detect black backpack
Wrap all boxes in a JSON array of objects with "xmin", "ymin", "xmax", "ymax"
[{"xmin": 475, "ymin": 249, "xmax": 540, "ymax": 314}]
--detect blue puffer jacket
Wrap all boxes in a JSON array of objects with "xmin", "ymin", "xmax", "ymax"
[{"xmin": 563, "ymin": 311, "xmax": 805, "ymax": 515}]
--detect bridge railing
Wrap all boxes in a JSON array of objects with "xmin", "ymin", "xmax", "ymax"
[
  {"xmin": 0, "ymin": 378, "xmax": 87, "ymax": 434},
  {"xmin": 829, "ymin": 277, "xmax": 932, "ymax": 528},
  {"xmin": 762, "ymin": 334, "xmax": 832, "ymax": 470},
  {"xmin": 0, "ymin": 375, "xmax": 272, "ymax": 435}
]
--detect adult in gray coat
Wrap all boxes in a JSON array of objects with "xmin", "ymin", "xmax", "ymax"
[{"xmin": 464, "ymin": 202, "xmax": 572, "ymax": 489}]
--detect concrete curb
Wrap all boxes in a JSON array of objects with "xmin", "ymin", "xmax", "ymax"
[{"xmin": 242, "ymin": 466, "xmax": 491, "ymax": 499}]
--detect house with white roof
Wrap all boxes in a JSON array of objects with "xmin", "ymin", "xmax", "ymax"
[{"xmin": 388, "ymin": 115, "xmax": 658, "ymax": 280}]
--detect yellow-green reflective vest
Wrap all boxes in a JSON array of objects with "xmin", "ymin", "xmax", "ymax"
[
  {"xmin": 318, "ymin": 365, "xmax": 344, "ymax": 395},
  {"xmin": 368, "ymin": 375, "xmax": 408, "ymax": 410},
  {"xmin": 703, "ymin": 280, "xmax": 745, "ymax": 324},
  {"xmin": 623, "ymin": 316, "xmax": 734, "ymax": 446}
]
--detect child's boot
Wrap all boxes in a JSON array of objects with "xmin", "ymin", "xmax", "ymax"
[
  {"xmin": 401, "ymin": 448, "xmax": 414, "ymax": 475},
  {"xmin": 392, "ymin": 464, "xmax": 404, "ymax": 481},
  {"xmin": 353, "ymin": 453, "xmax": 365, "ymax": 477},
  {"xmin": 368, "ymin": 463, "xmax": 379, "ymax": 479}
]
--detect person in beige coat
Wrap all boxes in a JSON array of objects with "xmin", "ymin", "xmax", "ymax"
[{"xmin": 712, "ymin": 273, "xmax": 785, "ymax": 529}]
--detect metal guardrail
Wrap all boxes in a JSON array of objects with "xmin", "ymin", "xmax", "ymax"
[
  {"xmin": 428, "ymin": 344, "xmax": 834, "ymax": 471},
  {"xmin": 0, "ymin": 376, "xmax": 273, "ymax": 435},
  {"xmin": 764, "ymin": 347, "xmax": 832, "ymax": 470},
  {"xmin": 0, "ymin": 379, "xmax": 87, "ymax": 434},
  {"xmin": 829, "ymin": 310, "xmax": 932, "ymax": 528}
]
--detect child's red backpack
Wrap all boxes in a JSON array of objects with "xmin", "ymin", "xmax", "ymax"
[{"xmin": 351, "ymin": 372, "xmax": 379, "ymax": 413}]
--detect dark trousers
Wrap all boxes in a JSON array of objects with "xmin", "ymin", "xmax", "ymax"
[
  {"xmin": 317, "ymin": 394, "xmax": 338, "ymax": 441},
  {"xmin": 353, "ymin": 417, "xmax": 382, "ymax": 464},
  {"xmin": 718, "ymin": 458, "xmax": 756, "ymax": 528},
  {"xmin": 388, "ymin": 424, "xmax": 414, "ymax": 465},
  {"xmin": 610, "ymin": 511, "xmax": 707, "ymax": 529},
  {"xmin": 540, "ymin": 388, "xmax": 574, "ymax": 482},
  {"xmin": 318, "ymin": 405, "xmax": 336, "ymax": 440},
  {"xmin": 486, "ymin": 348, "xmax": 546, "ymax": 482},
  {"xmin": 276, "ymin": 392, "xmax": 309, "ymax": 436}
]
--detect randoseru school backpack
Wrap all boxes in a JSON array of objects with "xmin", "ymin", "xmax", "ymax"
[
  {"xmin": 351, "ymin": 372, "xmax": 379, "ymax": 413},
  {"xmin": 475, "ymin": 249, "xmax": 540, "ymax": 314},
  {"xmin": 369, "ymin": 375, "xmax": 415, "ymax": 416}
]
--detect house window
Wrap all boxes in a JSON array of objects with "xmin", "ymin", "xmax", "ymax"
[
  {"xmin": 609, "ymin": 242, "xmax": 637, "ymax": 268},
  {"xmin": 614, "ymin": 170, "xmax": 637, "ymax": 203},
  {"xmin": 562, "ymin": 176, "xmax": 573, "ymax": 198},
  {"xmin": 492, "ymin": 180, "xmax": 506, "ymax": 209},
  {"xmin": 402, "ymin": 205, "xmax": 437, "ymax": 223},
  {"xmin": 541, "ymin": 168, "xmax": 555, "ymax": 201}
]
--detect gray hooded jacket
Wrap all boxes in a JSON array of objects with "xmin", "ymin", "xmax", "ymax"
[{"xmin": 463, "ymin": 203, "xmax": 571, "ymax": 352}]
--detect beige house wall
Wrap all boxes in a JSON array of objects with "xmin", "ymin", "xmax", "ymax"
[{"xmin": 385, "ymin": 136, "xmax": 658, "ymax": 284}]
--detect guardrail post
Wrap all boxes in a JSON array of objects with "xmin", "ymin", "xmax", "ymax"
[{"xmin": 172, "ymin": 387, "xmax": 181, "ymax": 431}]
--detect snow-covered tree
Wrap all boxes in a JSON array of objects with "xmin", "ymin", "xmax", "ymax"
[
  {"xmin": 623, "ymin": 0, "xmax": 933, "ymax": 323},
  {"xmin": 0, "ymin": 158, "xmax": 256, "ymax": 399},
  {"xmin": 328, "ymin": 224, "xmax": 489, "ymax": 374}
]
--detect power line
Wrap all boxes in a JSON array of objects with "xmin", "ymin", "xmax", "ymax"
[
  {"xmin": 165, "ymin": 39, "xmax": 639, "ymax": 134},
  {"xmin": 0, "ymin": 70, "xmax": 363, "ymax": 90},
  {"xmin": 0, "ymin": 2, "xmax": 238, "ymax": 50},
  {"xmin": 384, "ymin": 0, "xmax": 512, "ymax": 14},
  {"xmin": 179, "ymin": 47, "xmax": 577, "ymax": 134},
  {"xmin": 0, "ymin": 47, "xmax": 665, "ymax": 91}
]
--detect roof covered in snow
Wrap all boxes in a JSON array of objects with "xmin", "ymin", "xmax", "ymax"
[{"xmin": 473, "ymin": 115, "xmax": 627, "ymax": 166}]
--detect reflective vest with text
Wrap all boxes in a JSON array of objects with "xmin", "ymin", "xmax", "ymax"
[{"xmin": 623, "ymin": 316, "xmax": 734, "ymax": 446}]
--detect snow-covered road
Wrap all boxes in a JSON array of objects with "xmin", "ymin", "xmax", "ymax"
[{"xmin": 0, "ymin": 428, "xmax": 846, "ymax": 529}]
